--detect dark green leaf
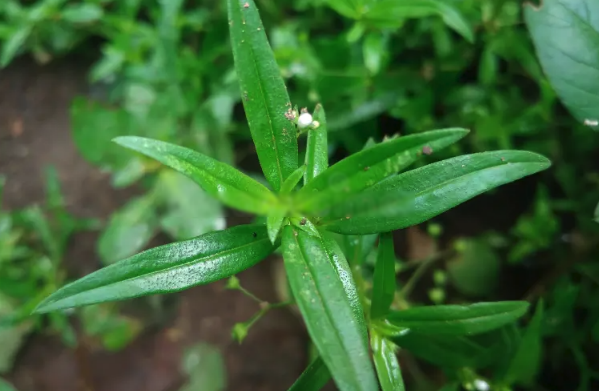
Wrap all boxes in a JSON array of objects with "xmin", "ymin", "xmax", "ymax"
[
  {"xmin": 371, "ymin": 232, "xmax": 396, "ymax": 319},
  {"xmin": 34, "ymin": 224, "xmax": 275, "ymax": 313},
  {"xmin": 281, "ymin": 166, "xmax": 306, "ymax": 194},
  {"xmin": 322, "ymin": 151, "xmax": 550, "ymax": 234},
  {"xmin": 389, "ymin": 332, "xmax": 500, "ymax": 369},
  {"xmin": 363, "ymin": 0, "xmax": 474, "ymax": 43},
  {"xmin": 304, "ymin": 104, "xmax": 329, "ymax": 185},
  {"xmin": 296, "ymin": 128, "xmax": 469, "ymax": 213},
  {"xmin": 227, "ymin": 0, "xmax": 298, "ymax": 191},
  {"xmin": 525, "ymin": 1, "xmax": 599, "ymax": 129},
  {"xmin": 113, "ymin": 136, "xmax": 277, "ymax": 215},
  {"xmin": 371, "ymin": 331, "xmax": 405, "ymax": 391},
  {"xmin": 282, "ymin": 226, "xmax": 377, "ymax": 391},
  {"xmin": 386, "ymin": 302, "xmax": 529, "ymax": 336},
  {"xmin": 287, "ymin": 356, "xmax": 331, "ymax": 391},
  {"xmin": 503, "ymin": 301, "xmax": 544, "ymax": 386},
  {"xmin": 98, "ymin": 195, "xmax": 158, "ymax": 265}
]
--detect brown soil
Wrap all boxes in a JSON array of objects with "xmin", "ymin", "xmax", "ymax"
[{"xmin": 0, "ymin": 58, "xmax": 311, "ymax": 391}]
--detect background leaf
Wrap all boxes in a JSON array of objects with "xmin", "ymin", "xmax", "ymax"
[
  {"xmin": 282, "ymin": 226, "xmax": 378, "ymax": 391},
  {"xmin": 322, "ymin": 151, "xmax": 550, "ymax": 234},
  {"xmin": 227, "ymin": 0, "xmax": 298, "ymax": 191},
  {"xmin": 35, "ymin": 224, "xmax": 275, "ymax": 313},
  {"xmin": 525, "ymin": 0, "xmax": 599, "ymax": 129},
  {"xmin": 179, "ymin": 342, "xmax": 226, "ymax": 391},
  {"xmin": 371, "ymin": 232, "xmax": 396, "ymax": 320}
]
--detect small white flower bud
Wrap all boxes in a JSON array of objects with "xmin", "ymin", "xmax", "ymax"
[{"xmin": 297, "ymin": 112, "xmax": 313, "ymax": 129}]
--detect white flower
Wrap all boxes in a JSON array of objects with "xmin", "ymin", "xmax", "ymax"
[{"xmin": 297, "ymin": 112, "xmax": 313, "ymax": 129}]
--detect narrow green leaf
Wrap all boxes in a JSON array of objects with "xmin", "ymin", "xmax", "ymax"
[
  {"xmin": 287, "ymin": 356, "xmax": 331, "ymax": 391},
  {"xmin": 282, "ymin": 226, "xmax": 378, "ymax": 391},
  {"xmin": 34, "ymin": 224, "xmax": 275, "ymax": 313},
  {"xmin": 371, "ymin": 331, "xmax": 405, "ymax": 391},
  {"xmin": 503, "ymin": 301, "xmax": 544, "ymax": 386},
  {"xmin": 296, "ymin": 128, "xmax": 469, "ymax": 213},
  {"xmin": 322, "ymin": 151, "xmax": 550, "ymax": 234},
  {"xmin": 0, "ymin": 25, "xmax": 31, "ymax": 67},
  {"xmin": 281, "ymin": 165, "xmax": 306, "ymax": 194},
  {"xmin": 525, "ymin": 0, "xmax": 599, "ymax": 128},
  {"xmin": 61, "ymin": 4, "xmax": 104, "ymax": 23},
  {"xmin": 386, "ymin": 302, "xmax": 529, "ymax": 336},
  {"xmin": 267, "ymin": 208, "xmax": 286, "ymax": 244},
  {"xmin": 363, "ymin": 0, "xmax": 474, "ymax": 43},
  {"xmin": 321, "ymin": 232, "xmax": 368, "ymax": 345},
  {"xmin": 227, "ymin": 0, "xmax": 298, "ymax": 191},
  {"xmin": 113, "ymin": 136, "xmax": 277, "ymax": 215},
  {"xmin": 371, "ymin": 232, "xmax": 396, "ymax": 319},
  {"xmin": 304, "ymin": 104, "xmax": 329, "ymax": 185},
  {"xmin": 363, "ymin": 32, "xmax": 384, "ymax": 75}
]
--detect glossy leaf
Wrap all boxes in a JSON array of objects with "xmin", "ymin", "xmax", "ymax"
[
  {"xmin": 113, "ymin": 136, "xmax": 277, "ymax": 215},
  {"xmin": 295, "ymin": 128, "xmax": 469, "ymax": 213},
  {"xmin": 504, "ymin": 301, "xmax": 544, "ymax": 386},
  {"xmin": 34, "ymin": 225, "xmax": 275, "ymax": 313},
  {"xmin": 322, "ymin": 151, "xmax": 550, "ymax": 234},
  {"xmin": 371, "ymin": 331, "xmax": 405, "ymax": 391},
  {"xmin": 525, "ymin": 1, "xmax": 599, "ymax": 129},
  {"xmin": 281, "ymin": 166, "xmax": 306, "ymax": 194},
  {"xmin": 304, "ymin": 104, "xmax": 329, "ymax": 185},
  {"xmin": 267, "ymin": 208, "xmax": 286, "ymax": 244},
  {"xmin": 371, "ymin": 232, "xmax": 396, "ymax": 319},
  {"xmin": 387, "ymin": 302, "xmax": 529, "ymax": 336},
  {"xmin": 227, "ymin": 0, "xmax": 298, "ymax": 191},
  {"xmin": 282, "ymin": 226, "xmax": 378, "ymax": 391},
  {"xmin": 321, "ymin": 232, "xmax": 368, "ymax": 345},
  {"xmin": 363, "ymin": 0, "xmax": 474, "ymax": 43},
  {"xmin": 287, "ymin": 357, "xmax": 331, "ymax": 391}
]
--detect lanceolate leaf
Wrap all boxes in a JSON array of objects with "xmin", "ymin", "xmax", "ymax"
[
  {"xmin": 321, "ymin": 232, "xmax": 368, "ymax": 345},
  {"xmin": 227, "ymin": 0, "xmax": 298, "ymax": 191},
  {"xmin": 304, "ymin": 104, "xmax": 329, "ymax": 185},
  {"xmin": 525, "ymin": 1, "xmax": 599, "ymax": 129},
  {"xmin": 295, "ymin": 128, "xmax": 469, "ymax": 213},
  {"xmin": 267, "ymin": 208, "xmax": 286, "ymax": 244},
  {"xmin": 113, "ymin": 137, "xmax": 277, "ymax": 215},
  {"xmin": 386, "ymin": 302, "xmax": 529, "ymax": 336},
  {"xmin": 371, "ymin": 232, "xmax": 396, "ymax": 319},
  {"xmin": 287, "ymin": 357, "xmax": 332, "ymax": 391},
  {"xmin": 363, "ymin": 0, "xmax": 474, "ymax": 43},
  {"xmin": 34, "ymin": 225, "xmax": 275, "ymax": 313},
  {"xmin": 371, "ymin": 331, "xmax": 405, "ymax": 391},
  {"xmin": 322, "ymin": 151, "xmax": 550, "ymax": 234},
  {"xmin": 281, "ymin": 166, "xmax": 306, "ymax": 194},
  {"xmin": 282, "ymin": 226, "xmax": 378, "ymax": 391}
]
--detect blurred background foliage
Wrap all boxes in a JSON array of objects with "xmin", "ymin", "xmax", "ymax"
[{"xmin": 1, "ymin": 0, "xmax": 598, "ymax": 390}]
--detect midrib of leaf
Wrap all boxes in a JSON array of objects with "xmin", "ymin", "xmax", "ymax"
[
  {"xmin": 246, "ymin": 21, "xmax": 284, "ymax": 186},
  {"xmin": 53, "ymin": 237, "xmax": 271, "ymax": 299},
  {"xmin": 323, "ymin": 162, "xmax": 546, "ymax": 225},
  {"xmin": 292, "ymin": 232, "xmax": 361, "ymax": 386}
]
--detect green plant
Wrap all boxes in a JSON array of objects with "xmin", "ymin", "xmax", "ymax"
[
  {"xmin": 30, "ymin": 1, "xmax": 552, "ymax": 389},
  {"xmin": 0, "ymin": 169, "xmax": 141, "ymax": 376}
]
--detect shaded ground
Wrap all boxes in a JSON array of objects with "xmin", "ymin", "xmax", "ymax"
[{"xmin": 0, "ymin": 59, "xmax": 309, "ymax": 391}]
